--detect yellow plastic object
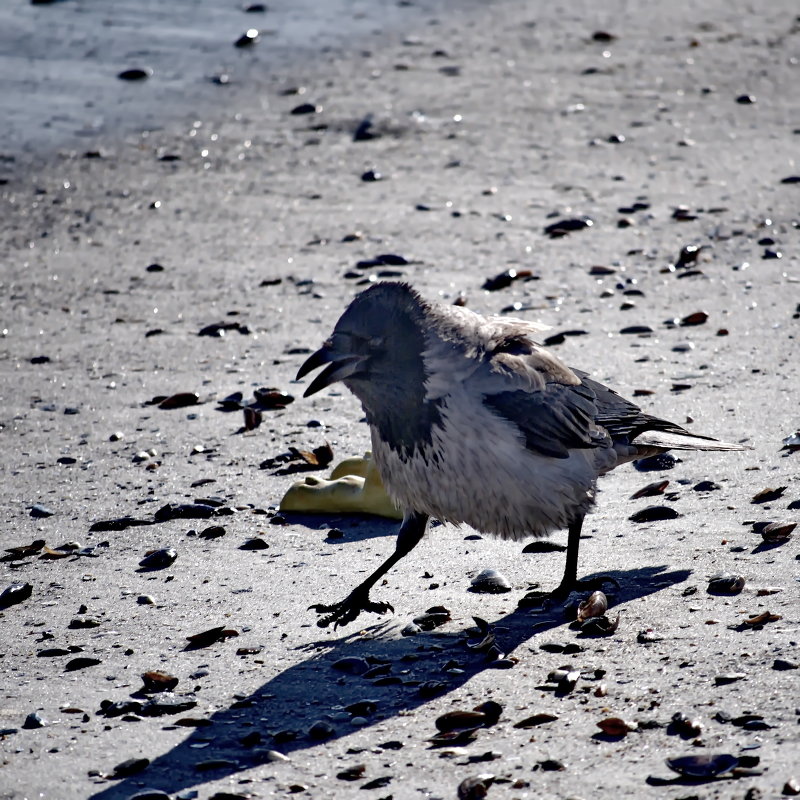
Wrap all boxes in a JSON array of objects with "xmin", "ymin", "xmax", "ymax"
[{"xmin": 279, "ymin": 452, "xmax": 402, "ymax": 520}]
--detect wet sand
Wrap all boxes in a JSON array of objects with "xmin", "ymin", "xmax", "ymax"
[{"xmin": 1, "ymin": 0, "xmax": 798, "ymax": 798}]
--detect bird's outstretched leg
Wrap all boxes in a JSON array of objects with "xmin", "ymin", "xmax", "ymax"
[
  {"xmin": 520, "ymin": 516, "xmax": 619, "ymax": 607},
  {"xmin": 310, "ymin": 511, "xmax": 429, "ymax": 629}
]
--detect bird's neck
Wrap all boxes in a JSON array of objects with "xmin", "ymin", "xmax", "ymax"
[{"xmin": 347, "ymin": 309, "xmax": 443, "ymax": 459}]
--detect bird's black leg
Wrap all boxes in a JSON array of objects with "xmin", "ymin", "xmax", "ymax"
[
  {"xmin": 310, "ymin": 511, "xmax": 429, "ymax": 629},
  {"xmin": 519, "ymin": 516, "xmax": 618, "ymax": 608},
  {"xmin": 549, "ymin": 516, "xmax": 587, "ymax": 598}
]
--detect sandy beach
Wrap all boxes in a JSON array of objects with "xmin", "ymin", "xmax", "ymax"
[{"xmin": 1, "ymin": 0, "xmax": 798, "ymax": 798}]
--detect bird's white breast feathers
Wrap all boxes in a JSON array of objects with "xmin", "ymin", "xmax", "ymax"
[{"xmin": 370, "ymin": 390, "xmax": 611, "ymax": 540}]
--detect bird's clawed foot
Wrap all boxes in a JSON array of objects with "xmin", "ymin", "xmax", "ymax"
[
  {"xmin": 518, "ymin": 575, "xmax": 620, "ymax": 610},
  {"xmin": 309, "ymin": 589, "xmax": 394, "ymax": 629}
]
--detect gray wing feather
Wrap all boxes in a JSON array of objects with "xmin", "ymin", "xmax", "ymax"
[{"xmin": 483, "ymin": 382, "xmax": 606, "ymax": 459}]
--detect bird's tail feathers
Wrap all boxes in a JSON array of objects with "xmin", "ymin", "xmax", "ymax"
[{"xmin": 633, "ymin": 430, "xmax": 749, "ymax": 451}]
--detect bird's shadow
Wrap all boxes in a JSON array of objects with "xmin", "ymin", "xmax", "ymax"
[
  {"xmin": 88, "ymin": 565, "xmax": 689, "ymax": 799},
  {"xmin": 281, "ymin": 512, "xmax": 403, "ymax": 543}
]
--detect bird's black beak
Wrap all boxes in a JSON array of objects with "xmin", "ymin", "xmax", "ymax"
[{"xmin": 296, "ymin": 343, "xmax": 368, "ymax": 397}]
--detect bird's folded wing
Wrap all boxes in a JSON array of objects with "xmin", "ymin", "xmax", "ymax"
[
  {"xmin": 483, "ymin": 384, "xmax": 605, "ymax": 459},
  {"xmin": 576, "ymin": 371, "xmax": 747, "ymax": 451}
]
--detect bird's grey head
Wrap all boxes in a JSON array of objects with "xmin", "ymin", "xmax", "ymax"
[{"xmin": 296, "ymin": 282, "xmax": 442, "ymax": 455}]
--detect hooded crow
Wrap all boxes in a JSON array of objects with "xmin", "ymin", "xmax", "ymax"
[{"xmin": 297, "ymin": 282, "xmax": 746, "ymax": 628}]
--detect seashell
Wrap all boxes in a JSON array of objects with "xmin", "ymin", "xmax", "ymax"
[
  {"xmin": 620, "ymin": 325, "xmax": 654, "ymax": 335},
  {"xmin": 68, "ymin": 616, "xmax": 100, "ymax": 629},
  {"xmin": 307, "ymin": 720, "xmax": 334, "ymax": 739},
  {"xmin": 539, "ymin": 641, "xmax": 584, "ymax": 654},
  {"xmin": 361, "ymin": 664, "xmax": 391, "ymax": 681},
  {"xmin": 412, "ymin": 606, "xmax": 451, "ymax": 631},
  {"xmin": 2, "ymin": 539, "xmax": 46, "ymax": 560},
  {"xmin": 757, "ymin": 521, "xmax": 795, "ymax": 542},
  {"xmin": 522, "ymin": 541, "xmax": 567, "ymax": 554},
  {"xmin": 597, "ymin": 717, "xmax": 637, "ymax": 736},
  {"xmin": 218, "ymin": 392, "xmax": 245, "ymax": 410},
  {"xmin": 707, "ymin": 573, "xmax": 745, "ymax": 595},
  {"xmin": 543, "ymin": 217, "xmax": 593, "ymax": 238},
  {"xmin": 0, "ymin": 582, "xmax": 33, "ymax": 609},
  {"xmin": 547, "ymin": 668, "xmax": 579, "ymax": 693},
  {"xmin": 154, "ymin": 503, "xmax": 215, "ymax": 521},
  {"xmin": 481, "ymin": 268, "xmax": 533, "ymax": 292},
  {"xmin": 157, "ymin": 392, "xmax": 199, "ymax": 410},
  {"xmin": 679, "ymin": 311, "xmax": 709, "ymax": 326},
  {"xmin": 636, "ymin": 629, "xmax": 663, "ymax": 643},
  {"xmin": 239, "ymin": 537, "xmax": 269, "ymax": 550},
  {"xmin": 138, "ymin": 548, "xmax": 177, "ymax": 570},
  {"xmin": 141, "ymin": 670, "xmax": 179, "ymax": 693},
  {"xmin": 185, "ymin": 626, "xmax": 238, "ymax": 649},
  {"xmin": 117, "ymin": 68, "xmax": 152, "ymax": 81},
  {"xmin": 630, "ymin": 480, "xmax": 669, "ymax": 499},
  {"xmin": 253, "ymin": 387, "xmax": 294, "ymax": 409},
  {"xmin": 751, "ymin": 486, "xmax": 786, "ymax": 504},
  {"xmin": 473, "ymin": 701, "xmax": 502, "ymax": 725},
  {"xmin": 22, "ymin": 712, "xmax": 45, "ymax": 730},
  {"xmin": 234, "ymin": 28, "xmax": 259, "ymax": 48},
  {"xmin": 742, "ymin": 611, "xmax": 781, "ymax": 627},
  {"xmin": 143, "ymin": 699, "xmax": 194, "ymax": 722},
  {"xmin": 580, "ymin": 613, "xmax": 620, "ymax": 636},
  {"xmin": 429, "ymin": 728, "xmax": 480, "ymax": 747},
  {"xmin": 291, "ymin": 102, "xmax": 320, "ymax": 115},
  {"xmin": 469, "ymin": 569, "xmax": 511, "ymax": 594},
  {"xmin": 466, "ymin": 617, "xmax": 496, "ymax": 651},
  {"xmin": 435, "ymin": 711, "xmax": 489, "ymax": 732},
  {"xmin": 783, "ymin": 778, "xmax": 800, "ymax": 796},
  {"xmin": 665, "ymin": 753, "xmax": 738, "ymax": 778},
  {"xmin": 30, "ymin": 504, "xmax": 55, "ymax": 518},
  {"xmin": 243, "ymin": 407, "xmax": 262, "ymax": 430},
  {"xmin": 39, "ymin": 545, "xmax": 72, "ymax": 561},
  {"xmin": 670, "ymin": 712, "xmax": 703, "ymax": 737},
  {"xmin": 111, "ymin": 757, "xmax": 150, "ymax": 778},
  {"xmin": 65, "ymin": 657, "xmax": 102, "ymax": 671},
  {"xmin": 336, "ymin": 764, "xmax": 366, "ymax": 781},
  {"xmin": 331, "ymin": 657, "xmax": 370, "ymax": 675},
  {"xmin": 198, "ymin": 526, "xmax": 226, "ymax": 540},
  {"xmin": 457, "ymin": 775, "xmax": 495, "ymax": 800},
  {"xmin": 418, "ymin": 680, "xmax": 447, "ymax": 698},
  {"xmin": 633, "ymin": 453, "xmax": 677, "ymax": 472},
  {"xmin": 538, "ymin": 758, "xmax": 565, "ymax": 771},
  {"xmin": 781, "ymin": 430, "xmax": 800, "ymax": 451},
  {"xmin": 291, "ymin": 443, "xmax": 333, "ymax": 467},
  {"xmin": 513, "ymin": 712, "xmax": 558, "ymax": 728},
  {"xmin": 345, "ymin": 700, "xmax": 377, "ymax": 717},
  {"xmin": 714, "ymin": 673, "xmax": 746, "ymax": 685},
  {"xmin": 693, "ymin": 480, "xmax": 721, "ymax": 492},
  {"xmin": 629, "ymin": 505, "xmax": 680, "ymax": 523},
  {"xmin": 576, "ymin": 591, "xmax": 608, "ymax": 622}
]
